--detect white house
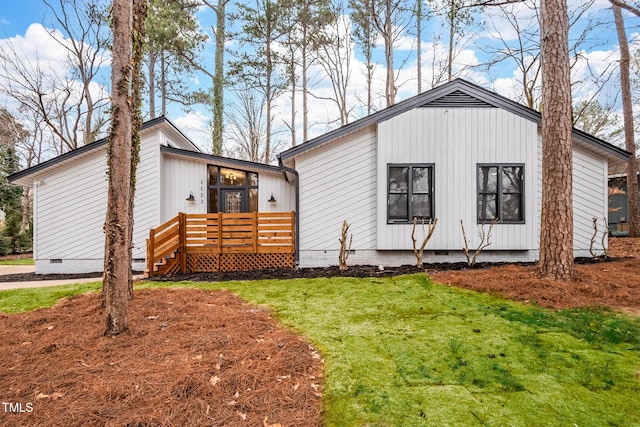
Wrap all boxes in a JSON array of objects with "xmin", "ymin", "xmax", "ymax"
[
  {"xmin": 277, "ymin": 79, "xmax": 631, "ymax": 267},
  {"xmin": 9, "ymin": 80, "xmax": 631, "ymax": 274},
  {"xmin": 9, "ymin": 116, "xmax": 295, "ymax": 274}
]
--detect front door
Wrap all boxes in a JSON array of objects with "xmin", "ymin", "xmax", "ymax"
[{"xmin": 221, "ymin": 189, "xmax": 246, "ymax": 213}]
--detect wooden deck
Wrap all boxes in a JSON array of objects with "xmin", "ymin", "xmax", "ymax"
[{"xmin": 145, "ymin": 211, "xmax": 295, "ymax": 277}]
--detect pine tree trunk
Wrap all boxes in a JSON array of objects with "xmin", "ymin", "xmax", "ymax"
[
  {"xmin": 302, "ymin": 26, "xmax": 308, "ymax": 145},
  {"xmin": 103, "ymin": 0, "xmax": 133, "ymax": 335},
  {"xmin": 537, "ymin": 0, "xmax": 575, "ymax": 280},
  {"xmin": 416, "ymin": 0, "xmax": 422, "ymax": 93},
  {"xmin": 613, "ymin": 4, "xmax": 640, "ymax": 237},
  {"xmin": 148, "ymin": 54, "xmax": 156, "ymax": 119},
  {"xmin": 384, "ymin": 0, "xmax": 395, "ymax": 107},
  {"xmin": 103, "ymin": 0, "xmax": 147, "ymax": 335},
  {"xmin": 160, "ymin": 50, "xmax": 166, "ymax": 117},
  {"xmin": 212, "ymin": 1, "xmax": 225, "ymax": 156}
]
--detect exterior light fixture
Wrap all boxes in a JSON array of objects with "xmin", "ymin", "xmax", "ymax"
[
  {"xmin": 268, "ymin": 193, "xmax": 276, "ymax": 203},
  {"xmin": 186, "ymin": 192, "xmax": 195, "ymax": 202}
]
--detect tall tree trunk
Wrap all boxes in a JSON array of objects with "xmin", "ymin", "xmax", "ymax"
[
  {"xmin": 103, "ymin": 0, "xmax": 147, "ymax": 335},
  {"xmin": 160, "ymin": 50, "xmax": 166, "ymax": 116},
  {"xmin": 613, "ymin": 4, "xmax": 640, "ymax": 237},
  {"xmin": 537, "ymin": 0, "xmax": 575, "ymax": 280},
  {"xmin": 447, "ymin": 0, "xmax": 454, "ymax": 82},
  {"xmin": 290, "ymin": 52, "xmax": 296, "ymax": 147},
  {"xmin": 212, "ymin": 1, "xmax": 226, "ymax": 156},
  {"xmin": 302, "ymin": 28, "xmax": 308, "ymax": 144},
  {"xmin": 148, "ymin": 53, "xmax": 156, "ymax": 119},
  {"xmin": 416, "ymin": 0, "xmax": 422, "ymax": 93},
  {"xmin": 384, "ymin": 0, "xmax": 396, "ymax": 106},
  {"xmin": 83, "ymin": 80, "xmax": 94, "ymax": 144}
]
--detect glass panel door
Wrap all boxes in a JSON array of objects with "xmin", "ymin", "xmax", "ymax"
[{"xmin": 221, "ymin": 189, "xmax": 246, "ymax": 213}]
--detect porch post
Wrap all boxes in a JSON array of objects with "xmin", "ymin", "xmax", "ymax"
[
  {"xmin": 179, "ymin": 212, "xmax": 187, "ymax": 273},
  {"xmin": 146, "ymin": 233, "xmax": 154, "ymax": 278},
  {"xmin": 252, "ymin": 211, "xmax": 258, "ymax": 253}
]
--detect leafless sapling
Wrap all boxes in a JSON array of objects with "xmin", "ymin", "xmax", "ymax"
[
  {"xmin": 590, "ymin": 217, "xmax": 611, "ymax": 259},
  {"xmin": 460, "ymin": 219, "xmax": 495, "ymax": 267},
  {"xmin": 338, "ymin": 220, "xmax": 353, "ymax": 271},
  {"xmin": 411, "ymin": 217, "xmax": 438, "ymax": 268}
]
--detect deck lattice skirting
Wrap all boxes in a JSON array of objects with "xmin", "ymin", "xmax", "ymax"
[{"xmin": 145, "ymin": 211, "xmax": 295, "ymax": 277}]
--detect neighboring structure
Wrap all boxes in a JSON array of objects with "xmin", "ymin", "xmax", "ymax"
[
  {"xmin": 608, "ymin": 169, "xmax": 640, "ymax": 236},
  {"xmin": 278, "ymin": 79, "xmax": 630, "ymax": 267},
  {"xmin": 9, "ymin": 116, "xmax": 294, "ymax": 274}
]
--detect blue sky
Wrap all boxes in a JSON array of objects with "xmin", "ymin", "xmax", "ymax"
[
  {"xmin": 0, "ymin": 0, "xmax": 637, "ymax": 155},
  {"xmin": 1, "ymin": 0, "xmax": 49, "ymax": 35}
]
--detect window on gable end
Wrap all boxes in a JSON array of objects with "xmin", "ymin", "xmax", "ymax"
[
  {"xmin": 387, "ymin": 164, "xmax": 434, "ymax": 223},
  {"xmin": 477, "ymin": 164, "xmax": 524, "ymax": 223}
]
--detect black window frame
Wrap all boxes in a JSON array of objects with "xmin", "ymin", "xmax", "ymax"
[
  {"xmin": 477, "ymin": 163, "xmax": 525, "ymax": 224},
  {"xmin": 387, "ymin": 163, "xmax": 435, "ymax": 224}
]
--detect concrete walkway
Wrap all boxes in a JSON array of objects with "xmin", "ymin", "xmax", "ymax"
[
  {"xmin": 0, "ymin": 265, "xmax": 35, "ymax": 275},
  {"xmin": 0, "ymin": 276, "xmax": 104, "ymax": 291},
  {"xmin": 0, "ymin": 265, "xmax": 144, "ymax": 291}
]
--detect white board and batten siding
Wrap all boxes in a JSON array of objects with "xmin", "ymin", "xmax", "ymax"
[
  {"xmin": 161, "ymin": 155, "xmax": 208, "ymax": 221},
  {"xmin": 258, "ymin": 172, "xmax": 295, "ymax": 213},
  {"xmin": 160, "ymin": 154, "xmax": 295, "ymax": 222},
  {"xmin": 376, "ymin": 108, "xmax": 539, "ymax": 257},
  {"xmin": 294, "ymin": 126, "xmax": 379, "ymax": 267}
]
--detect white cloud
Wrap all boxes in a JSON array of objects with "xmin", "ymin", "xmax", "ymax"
[{"xmin": 174, "ymin": 111, "xmax": 212, "ymax": 153}]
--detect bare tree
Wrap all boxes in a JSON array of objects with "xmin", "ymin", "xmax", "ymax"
[
  {"xmin": 612, "ymin": 3, "xmax": 640, "ymax": 237},
  {"xmin": 43, "ymin": 0, "xmax": 111, "ymax": 145},
  {"xmin": 483, "ymin": 1, "xmax": 540, "ymax": 108},
  {"xmin": 482, "ymin": 0, "xmax": 607, "ymax": 111},
  {"xmin": 610, "ymin": 0, "xmax": 640, "ymax": 17},
  {"xmin": 573, "ymin": 99, "xmax": 623, "ymax": 144},
  {"xmin": 230, "ymin": 0, "xmax": 292, "ymax": 163},
  {"xmin": 314, "ymin": 6, "xmax": 354, "ymax": 126},
  {"xmin": 371, "ymin": 0, "xmax": 413, "ymax": 107},
  {"xmin": 415, "ymin": 0, "xmax": 424, "ymax": 93},
  {"xmin": 537, "ymin": 0, "xmax": 575, "ymax": 280},
  {"xmin": 0, "ymin": 1, "xmax": 110, "ymax": 153},
  {"xmin": 103, "ymin": 0, "xmax": 147, "ymax": 335},
  {"xmin": 350, "ymin": 0, "xmax": 378, "ymax": 114},
  {"xmin": 225, "ymin": 87, "xmax": 268, "ymax": 162}
]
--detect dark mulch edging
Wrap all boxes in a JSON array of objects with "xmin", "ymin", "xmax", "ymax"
[{"xmin": 0, "ymin": 258, "xmax": 619, "ymax": 284}]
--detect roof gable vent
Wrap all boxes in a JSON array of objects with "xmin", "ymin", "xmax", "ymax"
[{"xmin": 421, "ymin": 90, "xmax": 496, "ymax": 108}]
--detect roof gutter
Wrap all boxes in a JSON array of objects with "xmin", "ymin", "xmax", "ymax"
[{"xmin": 277, "ymin": 156, "xmax": 300, "ymax": 265}]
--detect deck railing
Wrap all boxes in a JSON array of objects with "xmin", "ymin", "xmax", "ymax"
[{"xmin": 146, "ymin": 211, "xmax": 295, "ymax": 277}]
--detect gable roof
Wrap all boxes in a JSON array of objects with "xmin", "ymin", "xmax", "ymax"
[
  {"xmin": 278, "ymin": 79, "xmax": 631, "ymax": 163},
  {"xmin": 8, "ymin": 116, "xmax": 200, "ymax": 187}
]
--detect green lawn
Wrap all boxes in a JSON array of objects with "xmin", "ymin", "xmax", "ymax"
[
  {"xmin": 0, "ymin": 257, "xmax": 35, "ymax": 265},
  {"xmin": 2, "ymin": 274, "xmax": 640, "ymax": 426}
]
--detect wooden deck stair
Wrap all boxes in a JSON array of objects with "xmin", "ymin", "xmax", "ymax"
[
  {"xmin": 145, "ymin": 211, "xmax": 295, "ymax": 277},
  {"xmin": 148, "ymin": 251, "xmax": 180, "ymax": 276}
]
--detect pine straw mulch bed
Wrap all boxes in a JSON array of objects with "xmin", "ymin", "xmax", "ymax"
[
  {"xmin": 430, "ymin": 237, "xmax": 640, "ymax": 315},
  {"xmin": 0, "ymin": 289, "xmax": 323, "ymax": 427}
]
